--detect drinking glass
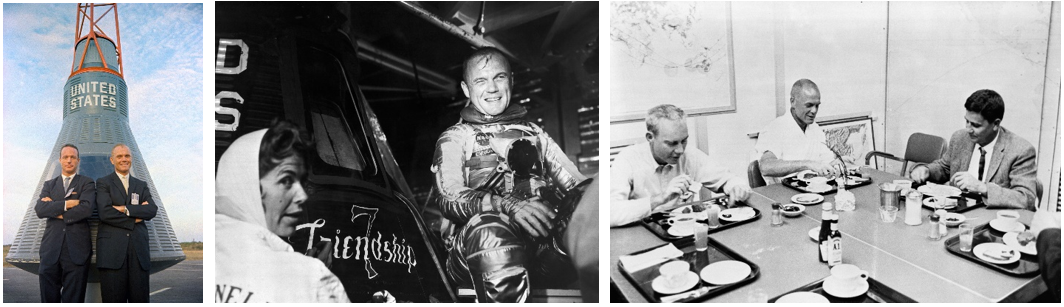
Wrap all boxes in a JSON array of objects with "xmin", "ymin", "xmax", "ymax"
[
  {"xmin": 879, "ymin": 206, "xmax": 898, "ymax": 223},
  {"xmin": 959, "ymin": 223, "xmax": 974, "ymax": 252},
  {"xmin": 694, "ymin": 224, "xmax": 709, "ymax": 251},
  {"xmin": 706, "ymin": 205, "xmax": 721, "ymax": 228}
]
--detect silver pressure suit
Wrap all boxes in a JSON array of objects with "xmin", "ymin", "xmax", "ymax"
[{"xmin": 431, "ymin": 115, "xmax": 586, "ymax": 302}]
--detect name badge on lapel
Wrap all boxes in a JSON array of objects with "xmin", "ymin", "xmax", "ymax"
[{"xmin": 131, "ymin": 193, "xmax": 139, "ymax": 205}]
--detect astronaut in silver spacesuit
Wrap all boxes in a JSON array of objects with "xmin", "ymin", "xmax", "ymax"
[{"xmin": 430, "ymin": 47, "xmax": 588, "ymax": 302}]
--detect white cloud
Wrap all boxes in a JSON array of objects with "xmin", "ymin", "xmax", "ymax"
[{"xmin": 2, "ymin": 143, "xmax": 52, "ymax": 244}]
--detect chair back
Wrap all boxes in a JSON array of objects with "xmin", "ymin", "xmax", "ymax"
[
  {"xmin": 903, "ymin": 133, "xmax": 946, "ymax": 164},
  {"xmin": 748, "ymin": 160, "xmax": 767, "ymax": 188}
]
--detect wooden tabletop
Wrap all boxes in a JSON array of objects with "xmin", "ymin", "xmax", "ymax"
[{"xmin": 610, "ymin": 168, "xmax": 1046, "ymax": 303}]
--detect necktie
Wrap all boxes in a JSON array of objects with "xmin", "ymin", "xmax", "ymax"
[
  {"xmin": 977, "ymin": 147, "xmax": 986, "ymax": 181},
  {"xmin": 121, "ymin": 175, "xmax": 129, "ymax": 194},
  {"xmin": 63, "ymin": 176, "xmax": 71, "ymax": 192}
]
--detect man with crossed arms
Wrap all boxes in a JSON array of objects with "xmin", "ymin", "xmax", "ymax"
[
  {"xmin": 36, "ymin": 144, "xmax": 96, "ymax": 302},
  {"xmin": 96, "ymin": 144, "xmax": 158, "ymax": 302}
]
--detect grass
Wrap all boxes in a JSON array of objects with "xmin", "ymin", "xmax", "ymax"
[
  {"xmin": 181, "ymin": 242, "xmax": 203, "ymax": 261},
  {"xmin": 2, "ymin": 243, "xmax": 204, "ymax": 265},
  {"xmin": 3, "ymin": 245, "xmax": 11, "ymax": 268}
]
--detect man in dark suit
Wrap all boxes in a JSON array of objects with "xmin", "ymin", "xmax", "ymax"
[
  {"xmin": 95, "ymin": 143, "xmax": 158, "ymax": 303},
  {"xmin": 36, "ymin": 144, "xmax": 96, "ymax": 303},
  {"xmin": 909, "ymin": 89, "xmax": 1039, "ymax": 210}
]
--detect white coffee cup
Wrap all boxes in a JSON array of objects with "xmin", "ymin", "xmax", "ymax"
[
  {"xmin": 659, "ymin": 261, "xmax": 691, "ymax": 288},
  {"xmin": 996, "ymin": 210, "xmax": 1021, "ymax": 228},
  {"xmin": 829, "ymin": 264, "xmax": 868, "ymax": 291}
]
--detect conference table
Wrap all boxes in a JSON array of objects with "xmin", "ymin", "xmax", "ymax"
[{"xmin": 610, "ymin": 168, "xmax": 1047, "ymax": 303}]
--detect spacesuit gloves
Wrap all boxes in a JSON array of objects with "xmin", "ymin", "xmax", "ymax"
[{"xmin": 496, "ymin": 194, "xmax": 527, "ymax": 216}]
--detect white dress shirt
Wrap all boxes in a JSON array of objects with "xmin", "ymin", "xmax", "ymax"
[
  {"xmin": 118, "ymin": 172, "xmax": 132, "ymax": 216},
  {"xmin": 61, "ymin": 174, "xmax": 75, "ymax": 212},
  {"xmin": 753, "ymin": 114, "xmax": 836, "ymax": 183},
  {"xmin": 966, "ymin": 132, "xmax": 998, "ymax": 183},
  {"xmin": 610, "ymin": 141, "xmax": 743, "ymax": 227}
]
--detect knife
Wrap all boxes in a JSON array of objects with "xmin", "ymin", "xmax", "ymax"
[{"xmin": 660, "ymin": 285, "xmax": 720, "ymax": 303}]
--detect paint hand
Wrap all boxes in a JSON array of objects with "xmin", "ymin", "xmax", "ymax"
[{"xmin": 308, "ymin": 239, "xmax": 335, "ymax": 268}]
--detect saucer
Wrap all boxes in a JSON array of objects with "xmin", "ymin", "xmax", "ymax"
[
  {"xmin": 792, "ymin": 193, "xmax": 825, "ymax": 205},
  {"xmin": 652, "ymin": 271, "xmax": 699, "ymax": 294},
  {"xmin": 781, "ymin": 204, "xmax": 806, "ymax": 217},
  {"xmin": 719, "ymin": 207, "xmax": 755, "ymax": 222},
  {"xmin": 808, "ymin": 227, "xmax": 820, "ymax": 242},
  {"xmin": 776, "ymin": 291, "xmax": 830, "ymax": 303},
  {"xmin": 822, "ymin": 276, "xmax": 869, "ymax": 298},
  {"xmin": 940, "ymin": 213, "xmax": 966, "ymax": 227},
  {"xmin": 1002, "ymin": 232, "xmax": 1038, "ymax": 255},
  {"xmin": 973, "ymin": 243, "xmax": 1021, "ymax": 264},
  {"xmin": 667, "ymin": 224, "xmax": 697, "ymax": 237},
  {"xmin": 699, "ymin": 260, "xmax": 752, "ymax": 285},
  {"xmin": 989, "ymin": 219, "xmax": 1026, "ymax": 232}
]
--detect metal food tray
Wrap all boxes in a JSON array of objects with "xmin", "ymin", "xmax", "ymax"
[
  {"xmin": 781, "ymin": 174, "xmax": 873, "ymax": 195},
  {"xmin": 919, "ymin": 193, "xmax": 985, "ymax": 213},
  {"xmin": 767, "ymin": 276, "xmax": 917, "ymax": 303},
  {"xmin": 943, "ymin": 222, "xmax": 1039, "ymax": 277},
  {"xmin": 640, "ymin": 197, "xmax": 760, "ymax": 241},
  {"xmin": 618, "ymin": 237, "xmax": 761, "ymax": 303}
]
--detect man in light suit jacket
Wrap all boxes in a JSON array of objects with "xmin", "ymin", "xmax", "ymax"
[
  {"xmin": 910, "ymin": 89, "xmax": 1038, "ymax": 210},
  {"xmin": 36, "ymin": 144, "xmax": 96, "ymax": 303},
  {"xmin": 96, "ymin": 144, "xmax": 158, "ymax": 303}
]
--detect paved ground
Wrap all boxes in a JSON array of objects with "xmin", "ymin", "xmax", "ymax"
[{"xmin": 3, "ymin": 260, "xmax": 202, "ymax": 303}]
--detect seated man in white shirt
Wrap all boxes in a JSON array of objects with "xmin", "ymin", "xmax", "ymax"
[
  {"xmin": 755, "ymin": 79, "xmax": 846, "ymax": 183},
  {"xmin": 610, "ymin": 104, "xmax": 751, "ymax": 227}
]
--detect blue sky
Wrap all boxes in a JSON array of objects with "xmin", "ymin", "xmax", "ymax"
[{"xmin": 3, "ymin": 3, "xmax": 204, "ymax": 243}]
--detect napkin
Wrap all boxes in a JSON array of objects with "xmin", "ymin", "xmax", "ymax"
[{"xmin": 619, "ymin": 243, "xmax": 683, "ymax": 272}]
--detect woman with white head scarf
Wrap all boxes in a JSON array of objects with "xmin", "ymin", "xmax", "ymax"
[{"xmin": 215, "ymin": 121, "xmax": 349, "ymax": 303}]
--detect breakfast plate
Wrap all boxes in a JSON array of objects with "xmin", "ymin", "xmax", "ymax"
[
  {"xmin": 791, "ymin": 193, "xmax": 825, "ymax": 205},
  {"xmin": 699, "ymin": 260, "xmax": 752, "ymax": 285},
  {"xmin": 973, "ymin": 243, "xmax": 1021, "ymax": 264},
  {"xmin": 917, "ymin": 184, "xmax": 961, "ymax": 198},
  {"xmin": 989, "ymin": 219, "xmax": 1026, "ymax": 233},
  {"xmin": 652, "ymin": 272, "xmax": 699, "ymax": 294},
  {"xmin": 719, "ymin": 207, "xmax": 756, "ymax": 222},
  {"xmin": 667, "ymin": 224, "xmax": 696, "ymax": 237},
  {"xmin": 923, "ymin": 197, "xmax": 957, "ymax": 210},
  {"xmin": 671, "ymin": 205, "xmax": 695, "ymax": 215},
  {"xmin": 776, "ymin": 291, "xmax": 830, "ymax": 303}
]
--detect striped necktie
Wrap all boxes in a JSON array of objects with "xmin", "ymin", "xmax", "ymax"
[{"xmin": 64, "ymin": 176, "xmax": 71, "ymax": 192}]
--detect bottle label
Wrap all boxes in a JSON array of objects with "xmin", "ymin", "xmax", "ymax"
[{"xmin": 828, "ymin": 238, "xmax": 842, "ymax": 266}]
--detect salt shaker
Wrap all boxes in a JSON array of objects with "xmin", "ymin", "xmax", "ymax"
[
  {"xmin": 927, "ymin": 213, "xmax": 941, "ymax": 240},
  {"xmin": 770, "ymin": 203, "xmax": 784, "ymax": 226}
]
